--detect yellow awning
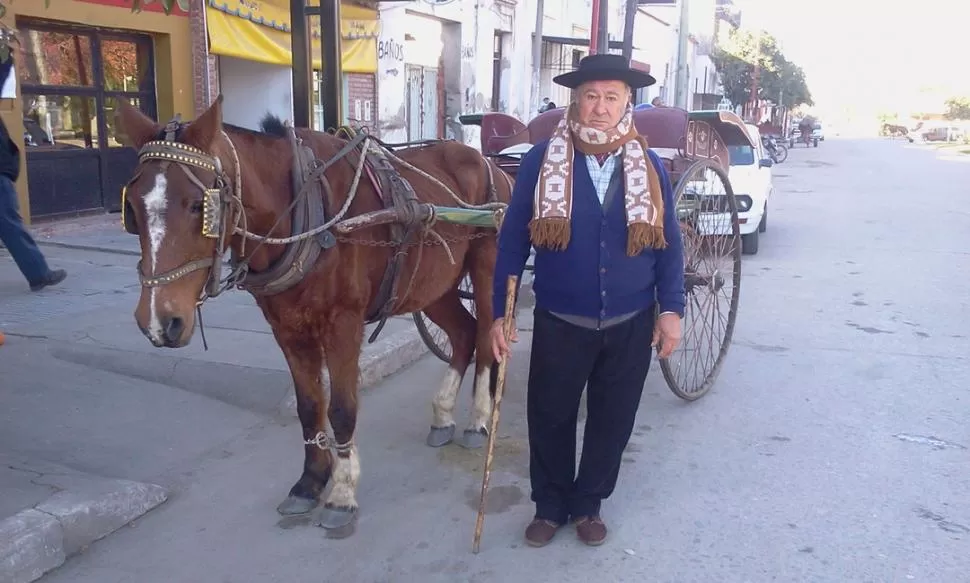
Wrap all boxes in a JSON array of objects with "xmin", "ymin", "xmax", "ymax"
[{"xmin": 205, "ymin": 0, "xmax": 377, "ymax": 73}]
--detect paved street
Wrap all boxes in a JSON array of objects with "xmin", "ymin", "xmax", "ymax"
[{"xmin": 3, "ymin": 137, "xmax": 970, "ymax": 582}]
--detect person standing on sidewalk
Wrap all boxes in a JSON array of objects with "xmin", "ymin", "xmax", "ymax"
[
  {"xmin": 490, "ymin": 54, "xmax": 685, "ymax": 548},
  {"xmin": 0, "ymin": 60, "xmax": 67, "ymax": 293}
]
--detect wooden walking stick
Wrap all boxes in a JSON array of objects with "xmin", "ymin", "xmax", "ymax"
[{"xmin": 472, "ymin": 274, "xmax": 518, "ymax": 554}]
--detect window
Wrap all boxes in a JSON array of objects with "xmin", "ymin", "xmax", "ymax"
[
  {"xmin": 13, "ymin": 20, "xmax": 158, "ymax": 217},
  {"xmin": 727, "ymin": 144, "xmax": 755, "ymax": 166},
  {"xmin": 19, "ymin": 29, "xmax": 94, "ymax": 87},
  {"xmin": 23, "ymin": 94, "xmax": 98, "ymax": 149},
  {"xmin": 15, "ymin": 21, "xmax": 156, "ymax": 151}
]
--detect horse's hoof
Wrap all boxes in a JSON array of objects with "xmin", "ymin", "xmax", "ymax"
[
  {"xmin": 277, "ymin": 495, "xmax": 317, "ymax": 516},
  {"xmin": 459, "ymin": 428, "xmax": 488, "ymax": 449},
  {"xmin": 315, "ymin": 504, "xmax": 358, "ymax": 539},
  {"xmin": 426, "ymin": 424, "xmax": 456, "ymax": 447}
]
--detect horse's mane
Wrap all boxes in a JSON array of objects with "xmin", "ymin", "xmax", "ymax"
[
  {"xmin": 221, "ymin": 113, "xmax": 288, "ymax": 140},
  {"xmin": 154, "ymin": 111, "xmax": 289, "ymax": 143},
  {"xmin": 256, "ymin": 113, "xmax": 288, "ymax": 138}
]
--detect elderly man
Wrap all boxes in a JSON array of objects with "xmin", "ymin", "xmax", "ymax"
[{"xmin": 490, "ymin": 54, "xmax": 685, "ymax": 548}]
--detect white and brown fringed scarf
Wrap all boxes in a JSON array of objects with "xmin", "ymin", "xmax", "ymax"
[{"xmin": 530, "ymin": 103, "xmax": 667, "ymax": 256}]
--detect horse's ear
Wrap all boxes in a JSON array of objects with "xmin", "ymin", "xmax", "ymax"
[
  {"xmin": 182, "ymin": 95, "xmax": 224, "ymax": 150},
  {"xmin": 116, "ymin": 98, "xmax": 160, "ymax": 149}
]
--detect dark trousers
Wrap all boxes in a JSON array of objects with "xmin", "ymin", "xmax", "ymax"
[
  {"xmin": 0, "ymin": 175, "xmax": 49, "ymax": 286},
  {"xmin": 527, "ymin": 307, "xmax": 655, "ymax": 524}
]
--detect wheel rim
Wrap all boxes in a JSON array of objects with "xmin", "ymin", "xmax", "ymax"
[{"xmin": 661, "ymin": 159, "xmax": 742, "ymax": 400}]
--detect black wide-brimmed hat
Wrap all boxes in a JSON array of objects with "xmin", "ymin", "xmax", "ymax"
[{"xmin": 553, "ymin": 53, "xmax": 656, "ymax": 90}]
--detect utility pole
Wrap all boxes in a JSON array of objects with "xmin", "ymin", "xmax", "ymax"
[
  {"xmin": 673, "ymin": 0, "xmax": 690, "ymax": 109},
  {"xmin": 590, "ymin": 0, "xmax": 601, "ymax": 53},
  {"xmin": 621, "ymin": 0, "xmax": 637, "ymax": 61},
  {"xmin": 289, "ymin": 0, "xmax": 312, "ymax": 128},
  {"xmin": 531, "ymin": 0, "xmax": 545, "ymax": 116},
  {"xmin": 595, "ymin": 0, "xmax": 610, "ymax": 54}
]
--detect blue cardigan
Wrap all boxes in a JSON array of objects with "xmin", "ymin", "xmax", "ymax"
[{"xmin": 492, "ymin": 140, "xmax": 686, "ymax": 322}]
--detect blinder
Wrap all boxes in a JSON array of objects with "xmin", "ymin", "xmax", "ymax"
[{"xmin": 121, "ymin": 183, "xmax": 139, "ymax": 235}]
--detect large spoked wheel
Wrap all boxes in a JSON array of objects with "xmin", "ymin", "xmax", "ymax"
[
  {"xmin": 413, "ymin": 257, "xmax": 535, "ymax": 363},
  {"xmin": 413, "ymin": 274, "xmax": 476, "ymax": 363},
  {"xmin": 660, "ymin": 158, "xmax": 742, "ymax": 401}
]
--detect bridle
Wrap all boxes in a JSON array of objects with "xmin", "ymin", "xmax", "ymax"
[{"xmin": 121, "ymin": 116, "xmax": 242, "ymax": 304}]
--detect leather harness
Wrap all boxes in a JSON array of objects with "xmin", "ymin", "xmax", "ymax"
[{"xmin": 121, "ymin": 117, "xmax": 500, "ymax": 344}]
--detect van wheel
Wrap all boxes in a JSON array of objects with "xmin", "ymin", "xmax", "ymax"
[
  {"xmin": 758, "ymin": 207, "xmax": 767, "ymax": 233},
  {"xmin": 742, "ymin": 230, "xmax": 759, "ymax": 255}
]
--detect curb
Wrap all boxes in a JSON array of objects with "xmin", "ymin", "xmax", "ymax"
[
  {"xmin": 0, "ymin": 476, "xmax": 168, "ymax": 583},
  {"xmin": 47, "ymin": 327, "xmax": 431, "ymax": 420}
]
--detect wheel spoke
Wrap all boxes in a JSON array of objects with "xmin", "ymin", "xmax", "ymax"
[
  {"xmin": 661, "ymin": 159, "xmax": 741, "ymax": 400},
  {"xmin": 413, "ymin": 274, "xmax": 476, "ymax": 363}
]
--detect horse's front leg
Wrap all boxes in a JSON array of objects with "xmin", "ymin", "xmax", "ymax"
[
  {"xmin": 276, "ymin": 337, "xmax": 332, "ymax": 516},
  {"xmin": 315, "ymin": 310, "xmax": 364, "ymax": 538}
]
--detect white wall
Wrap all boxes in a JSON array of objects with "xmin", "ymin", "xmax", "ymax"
[
  {"xmin": 376, "ymin": 4, "xmax": 408, "ymax": 142},
  {"xmin": 633, "ymin": 8, "xmax": 675, "ymax": 105},
  {"xmin": 503, "ymin": 0, "xmax": 534, "ymax": 121},
  {"xmin": 218, "ymin": 56, "xmax": 293, "ymax": 131},
  {"xmin": 377, "ymin": 0, "xmax": 535, "ymax": 148}
]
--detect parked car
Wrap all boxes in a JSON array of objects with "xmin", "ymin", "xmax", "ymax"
[{"xmin": 726, "ymin": 123, "xmax": 775, "ymax": 255}]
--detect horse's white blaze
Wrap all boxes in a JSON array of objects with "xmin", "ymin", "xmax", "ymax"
[
  {"xmin": 144, "ymin": 173, "xmax": 168, "ymax": 342},
  {"xmin": 326, "ymin": 442, "xmax": 360, "ymax": 509},
  {"xmin": 468, "ymin": 365, "xmax": 493, "ymax": 431},
  {"xmin": 431, "ymin": 367, "xmax": 462, "ymax": 428}
]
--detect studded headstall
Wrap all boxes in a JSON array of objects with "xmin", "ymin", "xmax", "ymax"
[{"xmin": 120, "ymin": 116, "xmax": 234, "ymax": 301}]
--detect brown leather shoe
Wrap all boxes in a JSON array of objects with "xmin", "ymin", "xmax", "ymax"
[
  {"xmin": 574, "ymin": 515, "xmax": 607, "ymax": 546},
  {"xmin": 524, "ymin": 518, "xmax": 561, "ymax": 547}
]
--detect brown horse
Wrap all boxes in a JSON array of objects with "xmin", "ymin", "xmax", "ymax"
[{"xmin": 115, "ymin": 96, "xmax": 512, "ymax": 537}]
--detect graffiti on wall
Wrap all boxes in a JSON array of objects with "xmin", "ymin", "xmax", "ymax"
[
  {"xmin": 377, "ymin": 15, "xmax": 409, "ymax": 141},
  {"xmin": 378, "ymin": 39, "xmax": 404, "ymax": 63}
]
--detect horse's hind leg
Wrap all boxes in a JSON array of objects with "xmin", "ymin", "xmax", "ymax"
[
  {"xmin": 277, "ymin": 337, "xmax": 332, "ymax": 515},
  {"xmin": 422, "ymin": 287, "xmax": 477, "ymax": 447},
  {"xmin": 460, "ymin": 238, "xmax": 499, "ymax": 450}
]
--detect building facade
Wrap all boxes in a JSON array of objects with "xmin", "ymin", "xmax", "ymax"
[
  {"xmin": 197, "ymin": 0, "xmax": 379, "ymax": 132},
  {"xmin": 376, "ymin": 0, "xmax": 533, "ymax": 147},
  {"xmin": 3, "ymin": 0, "xmax": 195, "ymax": 222},
  {"xmin": 633, "ymin": 0, "xmax": 728, "ymax": 111}
]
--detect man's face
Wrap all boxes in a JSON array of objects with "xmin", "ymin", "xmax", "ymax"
[{"xmin": 576, "ymin": 80, "xmax": 630, "ymax": 130}]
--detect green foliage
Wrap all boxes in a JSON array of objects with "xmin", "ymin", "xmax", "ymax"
[
  {"xmin": 3, "ymin": 0, "xmax": 183, "ymax": 15},
  {"xmin": 711, "ymin": 28, "xmax": 813, "ymax": 109},
  {"xmin": 944, "ymin": 96, "xmax": 970, "ymax": 120}
]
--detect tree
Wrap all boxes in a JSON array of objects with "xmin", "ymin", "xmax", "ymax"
[
  {"xmin": 711, "ymin": 28, "xmax": 813, "ymax": 109},
  {"xmin": 944, "ymin": 96, "xmax": 970, "ymax": 120}
]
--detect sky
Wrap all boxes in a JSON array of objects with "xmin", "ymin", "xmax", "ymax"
[{"xmin": 733, "ymin": 0, "xmax": 969, "ymax": 120}]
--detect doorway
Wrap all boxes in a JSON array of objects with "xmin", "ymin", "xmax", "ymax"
[
  {"xmin": 405, "ymin": 64, "xmax": 439, "ymax": 141},
  {"xmin": 16, "ymin": 20, "xmax": 157, "ymax": 219}
]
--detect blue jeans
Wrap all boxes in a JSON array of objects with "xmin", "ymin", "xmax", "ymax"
[{"xmin": 0, "ymin": 175, "xmax": 49, "ymax": 285}]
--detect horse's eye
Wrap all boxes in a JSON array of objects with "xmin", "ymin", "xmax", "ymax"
[{"xmin": 190, "ymin": 201, "xmax": 204, "ymax": 214}]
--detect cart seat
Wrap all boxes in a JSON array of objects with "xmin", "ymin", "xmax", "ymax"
[{"xmin": 479, "ymin": 113, "xmax": 528, "ymax": 155}]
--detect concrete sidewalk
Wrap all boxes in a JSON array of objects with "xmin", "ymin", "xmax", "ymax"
[
  {"xmin": 1, "ymin": 215, "xmax": 435, "ymax": 582},
  {"xmin": 28, "ymin": 213, "xmax": 139, "ymax": 257}
]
